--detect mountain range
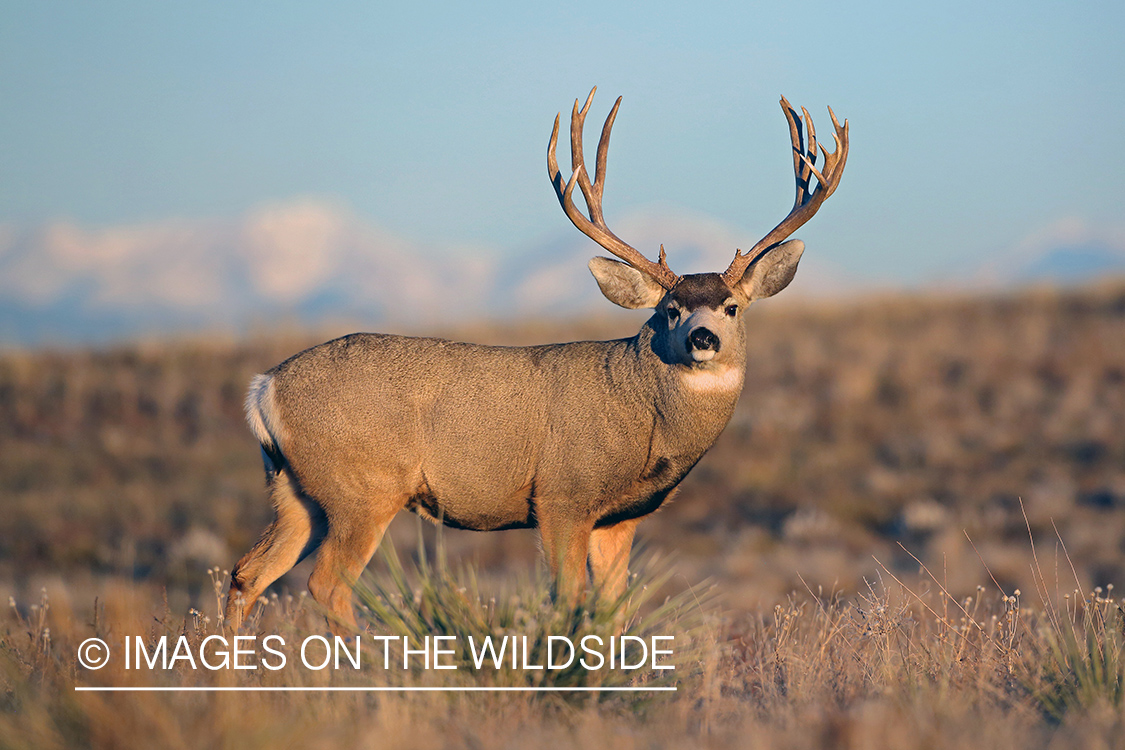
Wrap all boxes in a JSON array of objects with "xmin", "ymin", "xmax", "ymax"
[{"xmin": 1, "ymin": 202, "xmax": 1122, "ymax": 346}]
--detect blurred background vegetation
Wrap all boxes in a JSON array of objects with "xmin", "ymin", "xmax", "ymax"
[{"xmin": 3, "ymin": 281, "xmax": 1123, "ymax": 619}]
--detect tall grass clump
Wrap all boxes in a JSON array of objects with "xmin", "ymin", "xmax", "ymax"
[
  {"xmin": 992, "ymin": 504, "xmax": 1125, "ymax": 721},
  {"xmin": 1028, "ymin": 586, "xmax": 1125, "ymax": 721},
  {"xmin": 352, "ymin": 528, "xmax": 718, "ymax": 690}
]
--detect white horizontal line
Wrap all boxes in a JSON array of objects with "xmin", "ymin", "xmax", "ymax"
[{"xmin": 75, "ymin": 686, "xmax": 676, "ymax": 692}]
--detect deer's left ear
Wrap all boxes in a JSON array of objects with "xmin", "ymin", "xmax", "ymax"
[
  {"xmin": 735, "ymin": 239, "xmax": 804, "ymax": 300},
  {"xmin": 589, "ymin": 257, "xmax": 667, "ymax": 309}
]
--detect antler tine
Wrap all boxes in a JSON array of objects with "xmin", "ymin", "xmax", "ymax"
[
  {"xmin": 589, "ymin": 92, "xmax": 620, "ymax": 224},
  {"xmin": 823, "ymin": 105, "xmax": 848, "ymax": 200},
  {"xmin": 570, "ymin": 90, "xmax": 596, "ymax": 212},
  {"xmin": 548, "ymin": 88, "xmax": 679, "ymax": 290},
  {"xmin": 797, "ymin": 104, "xmax": 816, "ymax": 208},
  {"xmin": 721, "ymin": 97, "xmax": 849, "ymax": 286}
]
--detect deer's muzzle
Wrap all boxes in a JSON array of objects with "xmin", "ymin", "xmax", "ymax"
[{"xmin": 688, "ymin": 327, "xmax": 720, "ymax": 361}]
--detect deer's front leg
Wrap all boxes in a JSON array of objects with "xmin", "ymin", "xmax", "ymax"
[
  {"xmin": 588, "ymin": 518, "xmax": 638, "ymax": 604},
  {"xmin": 538, "ymin": 513, "xmax": 594, "ymax": 609}
]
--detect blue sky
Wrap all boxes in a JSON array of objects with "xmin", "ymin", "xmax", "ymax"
[{"xmin": 2, "ymin": 0, "xmax": 1122, "ymax": 284}]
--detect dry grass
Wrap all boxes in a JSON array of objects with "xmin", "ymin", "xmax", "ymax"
[
  {"xmin": 5, "ymin": 540, "xmax": 1125, "ymax": 749},
  {"xmin": 2, "ymin": 281, "xmax": 1125, "ymax": 747}
]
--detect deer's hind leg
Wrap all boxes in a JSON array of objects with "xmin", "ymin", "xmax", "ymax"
[
  {"xmin": 226, "ymin": 465, "xmax": 326, "ymax": 630},
  {"xmin": 306, "ymin": 489, "xmax": 404, "ymax": 635}
]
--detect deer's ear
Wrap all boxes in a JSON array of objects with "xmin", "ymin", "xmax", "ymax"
[
  {"xmin": 588, "ymin": 257, "xmax": 666, "ymax": 309},
  {"xmin": 735, "ymin": 239, "xmax": 804, "ymax": 300}
]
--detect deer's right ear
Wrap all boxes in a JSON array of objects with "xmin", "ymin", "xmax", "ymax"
[{"xmin": 588, "ymin": 257, "xmax": 666, "ymax": 309}]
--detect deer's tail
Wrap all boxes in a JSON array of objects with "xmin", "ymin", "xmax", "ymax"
[{"xmin": 246, "ymin": 373, "xmax": 288, "ymax": 473}]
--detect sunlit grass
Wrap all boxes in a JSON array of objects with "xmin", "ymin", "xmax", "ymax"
[
  {"xmin": 353, "ymin": 529, "xmax": 717, "ymax": 691},
  {"xmin": 7, "ymin": 553, "xmax": 1125, "ymax": 748}
]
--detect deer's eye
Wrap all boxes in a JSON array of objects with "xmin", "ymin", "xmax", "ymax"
[
  {"xmin": 667, "ymin": 307, "xmax": 681, "ymax": 322},
  {"xmin": 725, "ymin": 305, "xmax": 738, "ymax": 317}
]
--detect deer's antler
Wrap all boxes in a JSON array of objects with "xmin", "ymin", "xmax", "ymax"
[
  {"xmin": 721, "ymin": 97, "xmax": 849, "ymax": 286},
  {"xmin": 549, "ymin": 88, "xmax": 680, "ymax": 291}
]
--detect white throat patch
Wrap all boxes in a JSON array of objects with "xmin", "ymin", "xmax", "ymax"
[{"xmin": 679, "ymin": 365, "xmax": 743, "ymax": 394}]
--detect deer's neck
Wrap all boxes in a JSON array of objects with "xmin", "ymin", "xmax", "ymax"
[{"xmin": 626, "ymin": 323, "xmax": 745, "ymax": 448}]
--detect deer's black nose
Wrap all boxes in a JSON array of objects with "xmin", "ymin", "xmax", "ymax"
[{"xmin": 688, "ymin": 327, "xmax": 719, "ymax": 352}]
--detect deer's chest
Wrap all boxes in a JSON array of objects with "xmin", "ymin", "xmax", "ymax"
[
  {"xmin": 591, "ymin": 448, "xmax": 706, "ymax": 527},
  {"xmin": 590, "ymin": 392, "xmax": 735, "ymax": 526}
]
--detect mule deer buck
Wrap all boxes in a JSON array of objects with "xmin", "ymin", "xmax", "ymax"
[{"xmin": 226, "ymin": 88, "xmax": 848, "ymax": 633}]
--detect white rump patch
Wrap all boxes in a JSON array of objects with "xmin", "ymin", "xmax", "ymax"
[
  {"xmin": 245, "ymin": 374, "xmax": 286, "ymax": 449},
  {"xmin": 679, "ymin": 365, "xmax": 743, "ymax": 394}
]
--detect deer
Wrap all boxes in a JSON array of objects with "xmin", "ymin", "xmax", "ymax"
[{"xmin": 225, "ymin": 88, "xmax": 848, "ymax": 634}]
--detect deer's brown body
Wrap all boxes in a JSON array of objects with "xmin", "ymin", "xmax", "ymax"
[{"xmin": 226, "ymin": 89, "xmax": 848, "ymax": 632}]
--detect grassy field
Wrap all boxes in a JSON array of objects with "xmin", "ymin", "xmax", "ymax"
[{"xmin": 3, "ymin": 281, "xmax": 1125, "ymax": 747}]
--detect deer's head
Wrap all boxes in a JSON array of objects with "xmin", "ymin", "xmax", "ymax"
[{"xmin": 548, "ymin": 89, "xmax": 848, "ymax": 369}]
